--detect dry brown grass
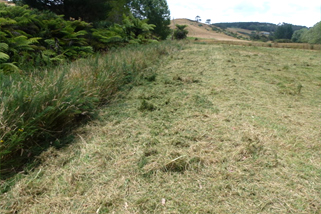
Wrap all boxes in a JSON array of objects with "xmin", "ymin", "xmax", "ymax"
[
  {"xmin": 1, "ymin": 42, "xmax": 320, "ymax": 213},
  {"xmin": 227, "ymin": 28, "xmax": 252, "ymax": 39},
  {"xmin": 170, "ymin": 19, "xmax": 242, "ymax": 41}
]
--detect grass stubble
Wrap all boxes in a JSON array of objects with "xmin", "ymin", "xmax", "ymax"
[{"xmin": 1, "ymin": 43, "xmax": 320, "ymax": 213}]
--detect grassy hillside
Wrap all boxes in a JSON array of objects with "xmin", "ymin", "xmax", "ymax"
[
  {"xmin": 1, "ymin": 42, "xmax": 320, "ymax": 213},
  {"xmin": 170, "ymin": 19, "xmax": 243, "ymax": 41}
]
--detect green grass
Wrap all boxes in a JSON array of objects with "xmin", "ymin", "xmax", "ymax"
[{"xmin": 1, "ymin": 42, "xmax": 320, "ymax": 213}]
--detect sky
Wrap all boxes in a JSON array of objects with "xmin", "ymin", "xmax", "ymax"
[{"xmin": 166, "ymin": 0, "xmax": 321, "ymax": 27}]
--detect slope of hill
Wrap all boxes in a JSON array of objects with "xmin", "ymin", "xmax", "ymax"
[{"xmin": 170, "ymin": 19, "xmax": 243, "ymax": 41}]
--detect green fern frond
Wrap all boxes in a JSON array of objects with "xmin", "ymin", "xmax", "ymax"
[
  {"xmin": 73, "ymin": 30, "xmax": 88, "ymax": 37},
  {"xmin": 78, "ymin": 46, "xmax": 93, "ymax": 53},
  {"xmin": 12, "ymin": 35, "xmax": 28, "ymax": 44},
  {"xmin": 0, "ymin": 52, "xmax": 10, "ymax": 62},
  {"xmin": 28, "ymin": 37, "xmax": 42, "ymax": 44},
  {"xmin": 0, "ymin": 62, "xmax": 19, "ymax": 73},
  {"xmin": 141, "ymin": 23, "xmax": 155, "ymax": 32},
  {"xmin": 0, "ymin": 18, "xmax": 17, "ymax": 26},
  {"xmin": 0, "ymin": 43, "xmax": 9, "ymax": 51},
  {"xmin": 42, "ymin": 49, "xmax": 56, "ymax": 56},
  {"xmin": 50, "ymin": 54, "xmax": 65, "ymax": 63},
  {"xmin": 44, "ymin": 39, "xmax": 56, "ymax": 46}
]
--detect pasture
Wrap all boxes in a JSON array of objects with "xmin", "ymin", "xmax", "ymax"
[{"xmin": 1, "ymin": 42, "xmax": 320, "ymax": 213}]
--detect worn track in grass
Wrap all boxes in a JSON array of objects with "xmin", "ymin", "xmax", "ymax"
[{"xmin": 1, "ymin": 43, "xmax": 321, "ymax": 213}]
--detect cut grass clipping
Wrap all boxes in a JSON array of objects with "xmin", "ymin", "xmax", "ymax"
[{"xmin": 1, "ymin": 42, "xmax": 320, "ymax": 213}]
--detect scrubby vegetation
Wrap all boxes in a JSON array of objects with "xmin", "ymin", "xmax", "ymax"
[
  {"xmin": 0, "ymin": 3, "xmax": 159, "ymax": 73},
  {"xmin": 0, "ymin": 41, "xmax": 182, "ymax": 178}
]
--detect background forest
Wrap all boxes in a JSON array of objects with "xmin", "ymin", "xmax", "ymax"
[{"xmin": 0, "ymin": 0, "xmax": 171, "ymax": 72}]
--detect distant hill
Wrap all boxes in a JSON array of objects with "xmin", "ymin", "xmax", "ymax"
[
  {"xmin": 170, "ymin": 19, "xmax": 244, "ymax": 41},
  {"xmin": 213, "ymin": 22, "xmax": 308, "ymax": 33}
]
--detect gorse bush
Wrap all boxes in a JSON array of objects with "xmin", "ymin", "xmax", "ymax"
[
  {"xmin": 0, "ymin": 3, "xmax": 157, "ymax": 73},
  {"xmin": 0, "ymin": 41, "xmax": 183, "ymax": 178}
]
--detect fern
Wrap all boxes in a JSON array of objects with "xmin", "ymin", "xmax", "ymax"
[
  {"xmin": 0, "ymin": 18, "xmax": 17, "ymax": 26},
  {"xmin": 0, "ymin": 62, "xmax": 19, "ymax": 73},
  {"xmin": 0, "ymin": 43, "xmax": 9, "ymax": 51},
  {"xmin": 28, "ymin": 37, "xmax": 41, "ymax": 44},
  {"xmin": 0, "ymin": 52, "xmax": 10, "ymax": 62}
]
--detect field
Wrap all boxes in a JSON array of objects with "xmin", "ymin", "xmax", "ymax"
[{"xmin": 1, "ymin": 41, "xmax": 320, "ymax": 213}]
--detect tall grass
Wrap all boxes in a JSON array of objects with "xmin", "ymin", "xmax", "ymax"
[{"xmin": 0, "ymin": 41, "xmax": 183, "ymax": 178}]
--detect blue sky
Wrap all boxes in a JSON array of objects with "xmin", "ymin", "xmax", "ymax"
[{"xmin": 166, "ymin": 0, "xmax": 321, "ymax": 27}]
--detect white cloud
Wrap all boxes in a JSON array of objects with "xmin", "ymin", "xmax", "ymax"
[{"xmin": 167, "ymin": 0, "xmax": 321, "ymax": 27}]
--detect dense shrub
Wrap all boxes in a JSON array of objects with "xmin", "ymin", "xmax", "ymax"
[{"xmin": 0, "ymin": 4, "xmax": 157, "ymax": 73}]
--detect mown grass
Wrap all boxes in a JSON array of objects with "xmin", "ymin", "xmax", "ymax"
[
  {"xmin": 1, "ymin": 42, "xmax": 320, "ymax": 213},
  {"xmin": 0, "ymin": 41, "xmax": 183, "ymax": 178}
]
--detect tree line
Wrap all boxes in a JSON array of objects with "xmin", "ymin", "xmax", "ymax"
[
  {"xmin": 213, "ymin": 22, "xmax": 306, "ymax": 33},
  {"xmin": 13, "ymin": 0, "xmax": 171, "ymax": 40},
  {"xmin": 0, "ymin": 1, "xmax": 171, "ymax": 73},
  {"xmin": 213, "ymin": 21, "xmax": 320, "ymax": 44}
]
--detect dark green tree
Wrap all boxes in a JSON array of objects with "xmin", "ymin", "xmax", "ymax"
[
  {"xmin": 129, "ymin": 0, "xmax": 171, "ymax": 40},
  {"xmin": 274, "ymin": 23, "xmax": 293, "ymax": 40},
  {"xmin": 14, "ymin": 0, "xmax": 113, "ymax": 22}
]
